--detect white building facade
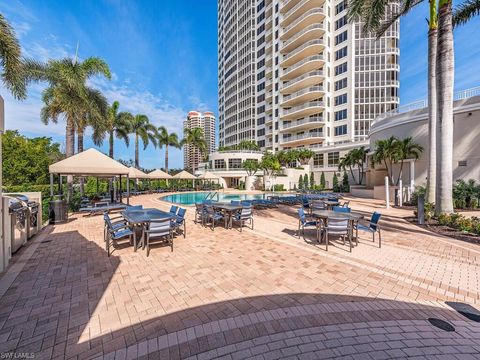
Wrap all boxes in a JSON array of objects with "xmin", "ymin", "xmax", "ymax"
[
  {"xmin": 183, "ymin": 111, "xmax": 216, "ymax": 171},
  {"xmin": 217, "ymin": 0, "xmax": 400, "ymax": 183}
]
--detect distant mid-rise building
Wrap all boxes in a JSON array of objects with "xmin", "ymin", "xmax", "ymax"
[{"xmin": 183, "ymin": 111, "xmax": 216, "ymax": 171}]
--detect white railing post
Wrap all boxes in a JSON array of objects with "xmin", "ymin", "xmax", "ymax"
[{"xmin": 385, "ymin": 176, "xmax": 390, "ymax": 209}]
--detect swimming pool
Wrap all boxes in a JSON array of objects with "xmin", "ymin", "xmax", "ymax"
[{"xmin": 160, "ymin": 192, "xmax": 285, "ymax": 205}]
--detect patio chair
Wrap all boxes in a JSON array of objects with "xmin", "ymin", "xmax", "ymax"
[
  {"xmin": 169, "ymin": 205, "xmax": 178, "ymax": 215},
  {"xmin": 324, "ymin": 217, "xmax": 353, "ymax": 252},
  {"xmin": 332, "ymin": 206, "xmax": 351, "ymax": 213},
  {"xmin": 355, "ymin": 212, "xmax": 382, "ymax": 248},
  {"xmin": 128, "ymin": 205, "xmax": 143, "ymax": 210},
  {"xmin": 231, "ymin": 206, "xmax": 254, "ymax": 231},
  {"xmin": 103, "ymin": 213, "xmax": 127, "ymax": 243},
  {"xmin": 104, "ymin": 213, "xmax": 133, "ymax": 257},
  {"xmin": 205, "ymin": 206, "xmax": 224, "ymax": 231},
  {"xmin": 145, "ymin": 218, "xmax": 173, "ymax": 255},
  {"xmin": 230, "ymin": 200, "xmax": 241, "ymax": 205},
  {"xmin": 311, "ymin": 200, "xmax": 326, "ymax": 212},
  {"xmin": 302, "ymin": 197, "xmax": 310, "ymax": 210},
  {"xmin": 172, "ymin": 207, "xmax": 187, "ymax": 237},
  {"xmin": 297, "ymin": 208, "xmax": 319, "ymax": 240},
  {"xmin": 341, "ymin": 201, "xmax": 350, "ymax": 208},
  {"xmin": 194, "ymin": 203, "xmax": 207, "ymax": 225}
]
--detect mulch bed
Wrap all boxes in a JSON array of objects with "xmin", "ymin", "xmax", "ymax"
[{"xmin": 405, "ymin": 216, "xmax": 480, "ymax": 245}]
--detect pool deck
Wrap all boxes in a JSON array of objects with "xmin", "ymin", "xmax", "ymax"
[{"xmin": 0, "ymin": 193, "xmax": 479, "ymax": 359}]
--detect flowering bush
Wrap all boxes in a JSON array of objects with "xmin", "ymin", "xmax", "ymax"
[{"xmin": 437, "ymin": 213, "xmax": 480, "ymax": 235}]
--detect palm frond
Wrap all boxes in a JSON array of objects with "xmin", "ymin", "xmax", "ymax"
[{"xmin": 453, "ymin": 0, "xmax": 480, "ymax": 27}]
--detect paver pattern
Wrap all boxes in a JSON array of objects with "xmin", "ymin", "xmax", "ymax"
[{"xmin": 0, "ymin": 193, "xmax": 479, "ymax": 359}]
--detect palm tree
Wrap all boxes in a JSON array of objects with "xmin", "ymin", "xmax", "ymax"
[
  {"xmin": 0, "ymin": 14, "xmax": 29, "ymax": 100},
  {"xmin": 156, "ymin": 126, "xmax": 181, "ymax": 174},
  {"xmin": 183, "ymin": 127, "xmax": 207, "ymax": 172},
  {"xmin": 97, "ymin": 101, "xmax": 133, "ymax": 159},
  {"xmin": 372, "ymin": 136, "xmax": 401, "ymax": 186},
  {"xmin": 453, "ymin": 0, "xmax": 480, "ymax": 26},
  {"xmin": 396, "ymin": 137, "xmax": 424, "ymax": 185},
  {"xmin": 348, "ymin": 0, "xmax": 438, "ymax": 201},
  {"xmin": 296, "ymin": 148, "xmax": 315, "ymax": 165},
  {"xmin": 351, "ymin": 147, "xmax": 368, "ymax": 184},
  {"xmin": 130, "ymin": 114, "xmax": 157, "ymax": 168},
  {"xmin": 338, "ymin": 151, "xmax": 357, "ymax": 184}
]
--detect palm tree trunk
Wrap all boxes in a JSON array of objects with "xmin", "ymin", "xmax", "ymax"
[
  {"xmin": 165, "ymin": 145, "xmax": 169, "ymax": 174},
  {"xmin": 383, "ymin": 159, "xmax": 393, "ymax": 185},
  {"xmin": 65, "ymin": 118, "xmax": 75, "ymax": 202},
  {"xmin": 397, "ymin": 160, "xmax": 404, "ymax": 186},
  {"xmin": 109, "ymin": 130, "xmax": 114, "ymax": 158},
  {"xmin": 135, "ymin": 134, "xmax": 139, "ymax": 168},
  {"xmin": 348, "ymin": 165, "xmax": 357, "ymax": 184},
  {"xmin": 358, "ymin": 161, "xmax": 364, "ymax": 184},
  {"xmin": 427, "ymin": 1, "xmax": 438, "ymax": 203},
  {"xmin": 435, "ymin": 0, "xmax": 455, "ymax": 214},
  {"xmin": 77, "ymin": 127, "xmax": 85, "ymax": 197}
]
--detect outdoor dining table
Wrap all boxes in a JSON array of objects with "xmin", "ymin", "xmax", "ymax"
[
  {"xmin": 121, "ymin": 208, "xmax": 175, "ymax": 251},
  {"xmin": 211, "ymin": 203, "xmax": 243, "ymax": 228},
  {"xmin": 322, "ymin": 200, "xmax": 340, "ymax": 209},
  {"xmin": 311, "ymin": 210, "xmax": 364, "ymax": 243}
]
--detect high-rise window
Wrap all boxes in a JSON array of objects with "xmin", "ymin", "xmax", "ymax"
[
  {"xmin": 335, "ymin": 46, "xmax": 348, "ymax": 60},
  {"xmin": 328, "ymin": 152, "xmax": 340, "ymax": 166},
  {"xmin": 335, "ymin": 63, "xmax": 347, "ymax": 76},
  {"xmin": 335, "ymin": 78, "xmax": 347, "ymax": 90},
  {"xmin": 334, "ymin": 94, "xmax": 347, "ymax": 106},
  {"xmin": 335, "ymin": 0, "xmax": 347, "ymax": 15},
  {"xmin": 313, "ymin": 154, "xmax": 324, "ymax": 167},
  {"xmin": 335, "ymin": 109, "xmax": 348, "ymax": 121},
  {"xmin": 334, "ymin": 125, "xmax": 348, "ymax": 136},
  {"xmin": 335, "ymin": 15, "xmax": 347, "ymax": 30},
  {"xmin": 335, "ymin": 31, "xmax": 348, "ymax": 45}
]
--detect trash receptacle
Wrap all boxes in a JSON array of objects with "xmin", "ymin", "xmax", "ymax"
[{"xmin": 49, "ymin": 197, "xmax": 68, "ymax": 224}]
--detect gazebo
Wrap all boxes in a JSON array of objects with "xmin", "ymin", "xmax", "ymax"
[
  {"xmin": 49, "ymin": 148, "xmax": 132, "ymax": 204},
  {"xmin": 172, "ymin": 170, "xmax": 197, "ymax": 191},
  {"xmin": 128, "ymin": 166, "xmax": 149, "ymax": 179},
  {"xmin": 148, "ymin": 169, "xmax": 172, "ymax": 179}
]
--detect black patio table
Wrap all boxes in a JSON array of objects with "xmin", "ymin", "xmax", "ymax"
[
  {"xmin": 211, "ymin": 203, "xmax": 244, "ymax": 228},
  {"xmin": 121, "ymin": 208, "xmax": 175, "ymax": 250},
  {"xmin": 311, "ymin": 210, "xmax": 364, "ymax": 244}
]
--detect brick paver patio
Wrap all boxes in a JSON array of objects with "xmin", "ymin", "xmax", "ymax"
[{"xmin": 0, "ymin": 193, "xmax": 479, "ymax": 359}]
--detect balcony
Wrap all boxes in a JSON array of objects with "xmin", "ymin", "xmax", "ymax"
[
  {"xmin": 281, "ymin": 39, "xmax": 325, "ymax": 67},
  {"xmin": 280, "ymin": 130, "xmax": 325, "ymax": 146},
  {"xmin": 281, "ymin": 86, "xmax": 325, "ymax": 107},
  {"xmin": 282, "ymin": 23, "xmax": 326, "ymax": 53},
  {"xmin": 281, "ymin": 0, "xmax": 326, "ymax": 27},
  {"xmin": 281, "ymin": 55, "xmax": 325, "ymax": 81},
  {"xmin": 280, "ymin": 115, "xmax": 325, "ymax": 132},
  {"xmin": 280, "ymin": 101, "xmax": 325, "ymax": 120},
  {"xmin": 282, "ymin": 70, "xmax": 324, "ymax": 94},
  {"xmin": 281, "ymin": 7, "xmax": 326, "ymax": 40}
]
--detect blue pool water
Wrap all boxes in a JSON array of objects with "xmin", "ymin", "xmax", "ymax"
[{"xmin": 160, "ymin": 192, "xmax": 283, "ymax": 205}]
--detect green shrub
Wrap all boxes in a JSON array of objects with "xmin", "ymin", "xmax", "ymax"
[
  {"xmin": 320, "ymin": 172, "xmax": 326, "ymax": 189},
  {"xmin": 273, "ymin": 184, "xmax": 285, "ymax": 191},
  {"xmin": 410, "ymin": 185, "xmax": 426, "ymax": 206},
  {"xmin": 424, "ymin": 202, "xmax": 435, "ymax": 221},
  {"xmin": 332, "ymin": 173, "xmax": 340, "ymax": 192}
]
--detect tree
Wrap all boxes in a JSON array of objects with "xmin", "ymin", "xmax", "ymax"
[
  {"xmin": 396, "ymin": 137, "xmax": 424, "ymax": 185},
  {"xmin": 310, "ymin": 172, "xmax": 315, "ymax": 189},
  {"xmin": 372, "ymin": 136, "xmax": 401, "ymax": 186},
  {"xmin": 338, "ymin": 151, "xmax": 356, "ymax": 184},
  {"xmin": 238, "ymin": 140, "xmax": 260, "ymax": 151},
  {"xmin": 0, "ymin": 14, "xmax": 34, "ymax": 100},
  {"xmin": 320, "ymin": 172, "xmax": 326, "ymax": 190},
  {"xmin": 296, "ymin": 149, "xmax": 315, "ymax": 165},
  {"xmin": 298, "ymin": 174, "xmax": 304, "ymax": 190},
  {"xmin": 130, "ymin": 114, "xmax": 157, "ymax": 168},
  {"xmin": 183, "ymin": 127, "xmax": 207, "ymax": 172},
  {"xmin": 36, "ymin": 57, "xmax": 111, "ymax": 200},
  {"xmin": 2, "ymin": 130, "xmax": 63, "ymax": 186},
  {"xmin": 342, "ymin": 171, "xmax": 350, "ymax": 192},
  {"xmin": 453, "ymin": 0, "xmax": 480, "ymax": 26},
  {"xmin": 98, "ymin": 101, "xmax": 133, "ymax": 159},
  {"xmin": 260, "ymin": 152, "xmax": 281, "ymax": 190},
  {"xmin": 242, "ymin": 159, "xmax": 259, "ymax": 176},
  {"xmin": 332, "ymin": 173, "xmax": 339, "ymax": 192},
  {"xmin": 157, "ymin": 126, "xmax": 181, "ymax": 174}
]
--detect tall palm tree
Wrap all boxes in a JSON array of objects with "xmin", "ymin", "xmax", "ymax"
[
  {"xmin": 0, "ymin": 14, "xmax": 28, "ymax": 100},
  {"xmin": 156, "ymin": 126, "xmax": 181, "ymax": 174},
  {"xmin": 97, "ymin": 101, "xmax": 133, "ymax": 159},
  {"xmin": 453, "ymin": 0, "xmax": 480, "ymax": 26},
  {"xmin": 348, "ymin": 0, "xmax": 438, "ymax": 201},
  {"xmin": 36, "ymin": 57, "xmax": 111, "ymax": 200},
  {"xmin": 372, "ymin": 136, "xmax": 401, "ymax": 186},
  {"xmin": 183, "ymin": 127, "xmax": 207, "ymax": 172},
  {"xmin": 130, "ymin": 114, "xmax": 157, "ymax": 168},
  {"xmin": 338, "ymin": 152, "xmax": 357, "ymax": 184}
]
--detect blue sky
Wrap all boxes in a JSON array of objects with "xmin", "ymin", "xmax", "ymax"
[{"xmin": 0, "ymin": 0, "xmax": 479, "ymax": 169}]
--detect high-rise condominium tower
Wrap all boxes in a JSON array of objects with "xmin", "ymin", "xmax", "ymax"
[
  {"xmin": 183, "ymin": 111, "xmax": 216, "ymax": 172},
  {"xmin": 218, "ymin": 0, "xmax": 399, "ymax": 179}
]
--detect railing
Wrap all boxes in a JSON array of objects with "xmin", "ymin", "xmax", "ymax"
[
  {"xmin": 283, "ymin": 70, "xmax": 324, "ymax": 89},
  {"xmin": 283, "ymin": 7, "xmax": 325, "ymax": 34},
  {"xmin": 283, "ymin": 23, "xmax": 325, "ymax": 48},
  {"xmin": 283, "ymin": 39, "xmax": 325, "ymax": 62},
  {"xmin": 217, "ymin": 149, "xmax": 264, "ymax": 154},
  {"xmin": 282, "ymin": 101, "xmax": 325, "ymax": 116},
  {"xmin": 373, "ymin": 86, "xmax": 480, "ymax": 124},
  {"xmin": 281, "ymin": 131, "xmax": 324, "ymax": 143},
  {"xmin": 282, "ymin": 86, "xmax": 324, "ymax": 102},
  {"xmin": 282, "ymin": 115, "xmax": 324, "ymax": 129},
  {"xmin": 282, "ymin": 55, "xmax": 324, "ymax": 78},
  {"xmin": 283, "ymin": 0, "xmax": 319, "ymax": 23}
]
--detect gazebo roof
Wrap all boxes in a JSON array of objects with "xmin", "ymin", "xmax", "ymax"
[
  {"xmin": 49, "ymin": 148, "xmax": 129, "ymax": 176},
  {"xmin": 197, "ymin": 171, "xmax": 221, "ymax": 180},
  {"xmin": 128, "ymin": 167, "xmax": 149, "ymax": 179},
  {"xmin": 148, "ymin": 169, "xmax": 172, "ymax": 179},
  {"xmin": 172, "ymin": 170, "xmax": 197, "ymax": 180}
]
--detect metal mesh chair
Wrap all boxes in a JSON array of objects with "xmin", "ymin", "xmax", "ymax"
[{"xmin": 146, "ymin": 218, "xmax": 173, "ymax": 256}]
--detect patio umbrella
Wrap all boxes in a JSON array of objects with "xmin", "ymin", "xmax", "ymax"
[
  {"xmin": 148, "ymin": 169, "xmax": 173, "ymax": 179},
  {"xmin": 172, "ymin": 170, "xmax": 197, "ymax": 180},
  {"xmin": 196, "ymin": 171, "xmax": 221, "ymax": 180},
  {"xmin": 128, "ymin": 167, "xmax": 149, "ymax": 179}
]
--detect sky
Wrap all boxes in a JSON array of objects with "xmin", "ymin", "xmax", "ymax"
[{"xmin": 0, "ymin": 0, "xmax": 479, "ymax": 169}]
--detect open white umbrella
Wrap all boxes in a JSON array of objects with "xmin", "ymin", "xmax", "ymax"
[
  {"xmin": 128, "ymin": 167, "xmax": 149, "ymax": 179},
  {"xmin": 172, "ymin": 170, "xmax": 197, "ymax": 180},
  {"xmin": 148, "ymin": 169, "xmax": 172, "ymax": 179}
]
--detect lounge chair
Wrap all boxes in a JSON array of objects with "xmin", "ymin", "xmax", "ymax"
[
  {"xmin": 80, "ymin": 202, "xmax": 127, "ymax": 216},
  {"xmin": 355, "ymin": 212, "xmax": 382, "ymax": 248},
  {"xmin": 145, "ymin": 218, "xmax": 174, "ymax": 255},
  {"xmin": 297, "ymin": 208, "xmax": 318, "ymax": 240}
]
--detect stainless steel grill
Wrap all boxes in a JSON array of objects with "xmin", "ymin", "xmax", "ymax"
[
  {"xmin": 5, "ymin": 196, "xmax": 28, "ymax": 253},
  {"xmin": 8, "ymin": 194, "xmax": 40, "ymax": 239}
]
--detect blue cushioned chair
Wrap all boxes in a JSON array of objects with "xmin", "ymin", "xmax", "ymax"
[
  {"xmin": 332, "ymin": 206, "xmax": 351, "ymax": 213},
  {"xmin": 169, "ymin": 205, "xmax": 178, "ymax": 215},
  {"xmin": 205, "ymin": 206, "xmax": 224, "ymax": 230},
  {"xmin": 297, "ymin": 208, "xmax": 318, "ymax": 240},
  {"xmin": 146, "ymin": 218, "xmax": 173, "ymax": 255},
  {"xmin": 232, "ymin": 206, "xmax": 253, "ymax": 231},
  {"xmin": 355, "ymin": 212, "xmax": 382, "ymax": 247},
  {"xmin": 104, "ymin": 213, "xmax": 133, "ymax": 256},
  {"xmin": 173, "ymin": 207, "xmax": 187, "ymax": 237}
]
